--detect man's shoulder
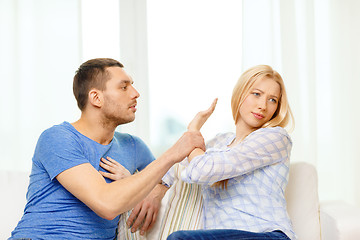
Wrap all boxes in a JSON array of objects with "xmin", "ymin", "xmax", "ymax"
[
  {"xmin": 113, "ymin": 132, "xmax": 154, "ymax": 163},
  {"xmin": 113, "ymin": 132, "xmax": 146, "ymax": 146},
  {"xmin": 38, "ymin": 122, "xmax": 83, "ymax": 147},
  {"xmin": 41, "ymin": 121, "xmax": 73, "ymax": 134}
]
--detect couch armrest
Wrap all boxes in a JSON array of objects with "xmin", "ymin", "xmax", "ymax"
[
  {"xmin": 0, "ymin": 171, "xmax": 29, "ymax": 239},
  {"xmin": 320, "ymin": 201, "xmax": 360, "ymax": 240}
]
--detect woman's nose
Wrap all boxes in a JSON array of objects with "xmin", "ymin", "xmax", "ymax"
[{"xmin": 257, "ymin": 98, "xmax": 267, "ymax": 110}]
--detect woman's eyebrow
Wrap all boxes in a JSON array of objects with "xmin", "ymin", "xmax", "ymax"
[{"xmin": 253, "ymin": 88, "xmax": 279, "ymax": 99}]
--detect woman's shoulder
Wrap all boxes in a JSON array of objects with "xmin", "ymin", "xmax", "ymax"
[
  {"xmin": 255, "ymin": 126, "xmax": 289, "ymax": 134},
  {"xmin": 247, "ymin": 127, "xmax": 292, "ymax": 143},
  {"xmin": 215, "ymin": 132, "xmax": 234, "ymax": 139},
  {"xmin": 205, "ymin": 132, "xmax": 234, "ymax": 148},
  {"xmin": 212, "ymin": 132, "xmax": 236, "ymax": 143}
]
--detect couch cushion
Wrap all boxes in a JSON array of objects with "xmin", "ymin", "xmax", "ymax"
[
  {"xmin": 118, "ymin": 163, "xmax": 203, "ymax": 240},
  {"xmin": 285, "ymin": 162, "xmax": 321, "ymax": 240},
  {"xmin": 320, "ymin": 201, "xmax": 360, "ymax": 240}
]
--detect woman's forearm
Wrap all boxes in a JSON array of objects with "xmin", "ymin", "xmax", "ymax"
[{"xmin": 188, "ymin": 148, "xmax": 205, "ymax": 162}]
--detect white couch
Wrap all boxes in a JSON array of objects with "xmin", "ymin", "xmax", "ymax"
[
  {"xmin": 284, "ymin": 162, "xmax": 360, "ymax": 240},
  {"xmin": 2, "ymin": 162, "xmax": 360, "ymax": 240}
]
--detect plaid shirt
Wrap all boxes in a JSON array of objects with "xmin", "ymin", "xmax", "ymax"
[{"xmin": 169, "ymin": 127, "xmax": 296, "ymax": 239}]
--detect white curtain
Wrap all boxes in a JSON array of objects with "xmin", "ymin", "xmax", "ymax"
[
  {"xmin": 0, "ymin": 0, "xmax": 82, "ymax": 171},
  {"xmin": 241, "ymin": 0, "xmax": 360, "ymax": 206}
]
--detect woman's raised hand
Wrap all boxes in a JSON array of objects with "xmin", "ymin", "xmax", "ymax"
[
  {"xmin": 187, "ymin": 98, "xmax": 218, "ymax": 132},
  {"xmin": 99, "ymin": 156, "xmax": 131, "ymax": 181}
]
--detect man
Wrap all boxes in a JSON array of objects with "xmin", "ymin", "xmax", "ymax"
[{"xmin": 9, "ymin": 58, "xmax": 205, "ymax": 240}]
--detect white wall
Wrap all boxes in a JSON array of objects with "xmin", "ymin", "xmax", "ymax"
[{"xmin": 0, "ymin": 0, "xmax": 81, "ymax": 171}]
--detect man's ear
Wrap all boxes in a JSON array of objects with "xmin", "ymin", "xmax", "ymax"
[{"xmin": 88, "ymin": 89, "xmax": 103, "ymax": 108}]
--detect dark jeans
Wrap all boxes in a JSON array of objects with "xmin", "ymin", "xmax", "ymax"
[{"xmin": 167, "ymin": 229, "xmax": 290, "ymax": 240}]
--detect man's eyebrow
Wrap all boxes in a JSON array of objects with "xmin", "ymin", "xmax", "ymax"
[{"xmin": 119, "ymin": 79, "xmax": 134, "ymax": 84}]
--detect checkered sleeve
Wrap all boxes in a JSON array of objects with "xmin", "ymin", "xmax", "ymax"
[
  {"xmin": 181, "ymin": 127, "xmax": 292, "ymax": 184},
  {"xmin": 162, "ymin": 133, "xmax": 225, "ymax": 186},
  {"xmin": 162, "ymin": 164, "xmax": 176, "ymax": 186}
]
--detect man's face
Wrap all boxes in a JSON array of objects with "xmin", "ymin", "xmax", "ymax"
[{"xmin": 100, "ymin": 67, "xmax": 140, "ymax": 126}]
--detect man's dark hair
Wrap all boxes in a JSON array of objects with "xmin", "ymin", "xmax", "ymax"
[{"xmin": 73, "ymin": 58, "xmax": 124, "ymax": 110}]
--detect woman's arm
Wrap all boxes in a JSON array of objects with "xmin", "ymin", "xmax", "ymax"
[
  {"xmin": 181, "ymin": 127, "xmax": 292, "ymax": 185},
  {"xmin": 187, "ymin": 98, "xmax": 217, "ymax": 132}
]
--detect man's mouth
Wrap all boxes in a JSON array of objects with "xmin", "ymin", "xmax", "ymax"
[{"xmin": 129, "ymin": 103, "xmax": 137, "ymax": 112}]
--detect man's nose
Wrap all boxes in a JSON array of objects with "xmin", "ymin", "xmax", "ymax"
[{"xmin": 131, "ymin": 85, "xmax": 140, "ymax": 99}]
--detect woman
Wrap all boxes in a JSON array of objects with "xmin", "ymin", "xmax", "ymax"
[{"xmin": 164, "ymin": 65, "xmax": 296, "ymax": 240}]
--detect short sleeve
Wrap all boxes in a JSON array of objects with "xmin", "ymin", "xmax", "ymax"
[
  {"xmin": 132, "ymin": 135, "xmax": 155, "ymax": 171},
  {"xmin": 34, "ymin": 126, "xmax": 89, "ymax": 180}
]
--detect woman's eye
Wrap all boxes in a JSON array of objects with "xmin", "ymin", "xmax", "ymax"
[
  {"xmin": 252, "ymin": 92, "xmax": 260, "ymax": 96},
  {"xmin": 269, "ymin": 98, "xmax": 277, "ymax": 103}
]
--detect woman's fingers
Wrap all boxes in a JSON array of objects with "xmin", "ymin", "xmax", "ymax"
[
  {"xmin": 188, "ymin": 98, "xmax": 218, "ymax": 131},
  {"xmin": 99, "ymin": 157, "xmax": 131, "ymax": 180}
]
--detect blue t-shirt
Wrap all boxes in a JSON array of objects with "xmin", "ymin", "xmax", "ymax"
[{"xmin": 10, "ymin": 121, "xmax": 155, "ymax": 240}]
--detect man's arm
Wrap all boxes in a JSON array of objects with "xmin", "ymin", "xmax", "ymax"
[
  {"xmin": 56, "ymin": 131, "xmax": 204, "ymax": 220},
  {"xmin": 126, "ymin": 183, "xmax": 169, "ymax": 235},
  {"xmin": 99, "ymin": 156, "xmax": 169, "ymax": 235},
  {"xmin": 122, "ymin": 98, "xmax": 218, "ymax": 232}
]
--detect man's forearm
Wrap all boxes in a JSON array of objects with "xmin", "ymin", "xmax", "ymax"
[{"xmin": 98, "ymin": 151, "xmax": 175, "ymax": 219}]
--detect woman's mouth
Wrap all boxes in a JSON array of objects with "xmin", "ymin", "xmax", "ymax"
[{"xmin": 252, "ymin": 112, "xmax": 264, "ymax": 119}]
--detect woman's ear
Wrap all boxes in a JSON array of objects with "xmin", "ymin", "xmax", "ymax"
[{"xmin": 88, "ymin": 89, "xmax": 103, "ymax": 108}]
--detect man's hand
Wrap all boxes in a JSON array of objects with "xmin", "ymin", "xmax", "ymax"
[
  {"xmin": 166, "ymin": 130, "xmax": 206, "ymax": 164},
  {"xmin": 126, "ymin": 183, "xmax": 168, "ymax": 235}
]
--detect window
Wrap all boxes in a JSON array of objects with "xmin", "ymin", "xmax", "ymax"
[{"xmin": 147, "ymin": 0, "xmax": 243, "ymax": 156}]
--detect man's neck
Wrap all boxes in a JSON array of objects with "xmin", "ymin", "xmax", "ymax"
[{"xmin": 72, "ymin": 114, "xmax": 116, "ymax": 145}]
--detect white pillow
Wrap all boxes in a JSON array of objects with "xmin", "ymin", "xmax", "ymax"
[
  {"xmin": 285, "ymin": 162, "xmax": 321, "ymax": 240},
  {"xmin": 118, "ymin": 163, "xmax": 204, "ymax": 240}
]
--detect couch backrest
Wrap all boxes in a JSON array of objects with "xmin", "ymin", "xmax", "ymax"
[{"xmin": 285, "ymin": 162, "xmax": 321, "ymax": 240}]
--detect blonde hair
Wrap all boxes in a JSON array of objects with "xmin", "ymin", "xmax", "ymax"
[{"xmin": 212, "ymin": 65, "xmax": 294, "ymax": 189}]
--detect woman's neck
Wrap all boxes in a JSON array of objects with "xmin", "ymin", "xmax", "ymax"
[{"xmin": 229, "ymin": 121, "xmax": 259, "ymax": 147}]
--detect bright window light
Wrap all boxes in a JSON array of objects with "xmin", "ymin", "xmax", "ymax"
[
  {"xmin": 80, "ymin": 0, "xmax": 120, "ymax": 61},
  {"xmin": 147, "ymin": 0, "xmax": 242, "ymax": 155}
]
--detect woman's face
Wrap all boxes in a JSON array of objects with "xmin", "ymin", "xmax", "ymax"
[{"xmin": 237, "ymin": 76, "xmax": 280, "ymax": 132}]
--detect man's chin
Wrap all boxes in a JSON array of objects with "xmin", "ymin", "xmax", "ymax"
[{"xmin": 117, "ymin": 116, "xmax": 135, "ymax": 126}]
